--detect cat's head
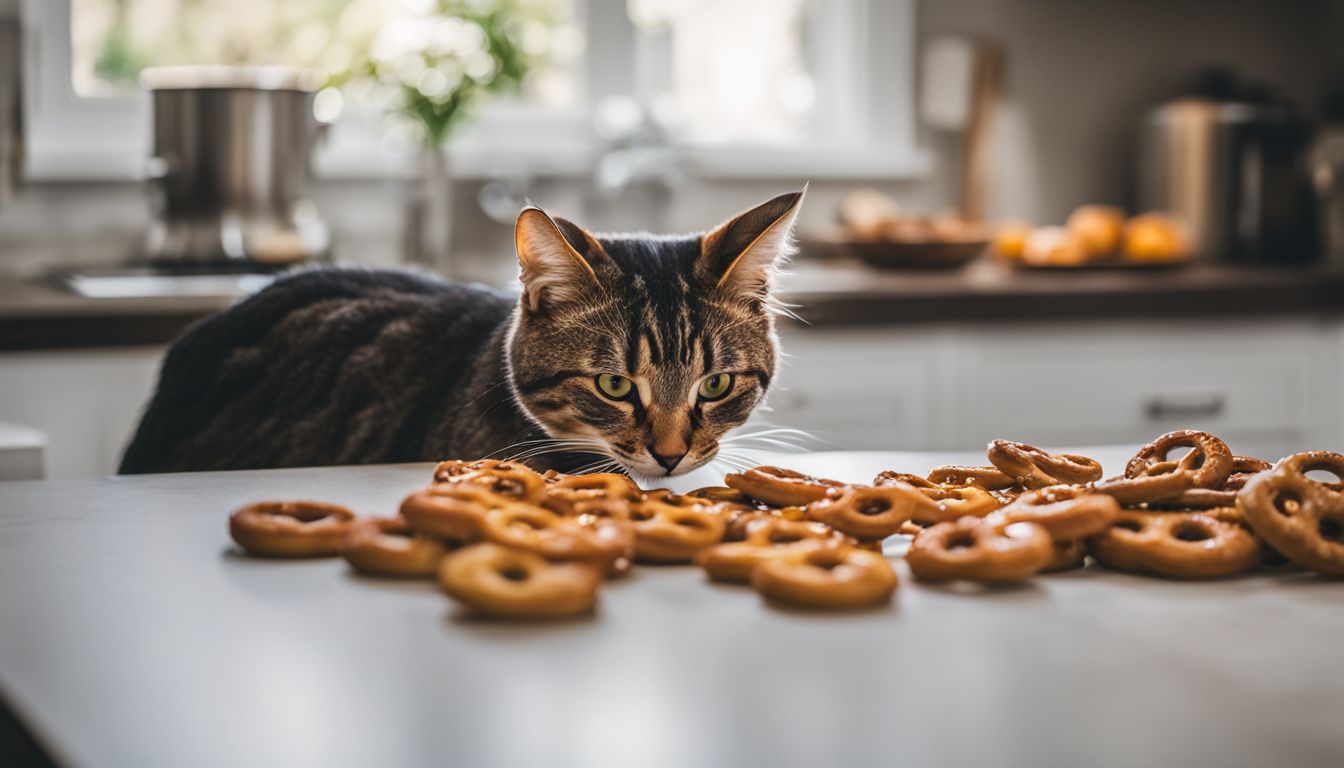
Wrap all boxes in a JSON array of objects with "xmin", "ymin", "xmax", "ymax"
[{"xmin": 506, "ymin": 190, "xmax": 804, "ymax": 478}]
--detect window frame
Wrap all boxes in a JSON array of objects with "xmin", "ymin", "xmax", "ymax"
[{"xmin": 22, "ymin": 0, "xmax": 927, "ymax": 181}]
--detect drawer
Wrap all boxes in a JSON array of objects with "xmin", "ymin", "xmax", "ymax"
[
  {"xmin": 950, "ymin": 322, "xmax": 1324, "ymax": 452},
  {"xmin": 765, "ymin": 328, "xmax": 946, "ymax": 450}
]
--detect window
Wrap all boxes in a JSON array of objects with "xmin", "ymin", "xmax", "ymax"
[{"xmin": 23, "ymin": 0, "xmax": 924, "ymax": 180}]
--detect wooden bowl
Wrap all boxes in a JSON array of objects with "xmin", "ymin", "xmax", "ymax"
[{"xmin": 808, "ymin": 229, "xmax": 988, "ymax": 270}]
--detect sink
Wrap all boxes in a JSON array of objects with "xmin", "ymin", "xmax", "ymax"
[{"xmin": 54, "ymin": 266, "xmax": 278, "ymax": 300}]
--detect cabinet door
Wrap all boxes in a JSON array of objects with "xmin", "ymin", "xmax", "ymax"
[
  {"xmin": 0, "ymin": 348, "xmax": 162, "ymax": 478},
  {"xmin": 756, "ymin": 327, "xmax": 947, "ymax": 451},
  {"xmin": 949, "ymin": 320, "xmax": 1333, "ymax": 460}
]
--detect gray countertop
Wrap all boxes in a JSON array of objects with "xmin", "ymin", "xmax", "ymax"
[
  {"xmin": 4, "ymin": 259, "xmax": 1344, "ymax": 350},
  {"xmin": 2, "ymin": 448, "xmax": 1342, "ymax": 768}
]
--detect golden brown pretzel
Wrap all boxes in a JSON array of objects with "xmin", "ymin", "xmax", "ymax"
[
  {"xmin": 696, "ymin": 518, "xmax": 851, "ymax": 583},
  {"xmin": 431, "ymin": 459, "xmax": 548, "ymax": 504},
  {"xmin": 686, "ymin": 486, "xmax": 755, "ymax": 504},
  {"xmin": 1128, "ymin": 430, "xmax": 1233, "ymax": 487},
  {"xmin": 1041, "ymin": 539, "xmax": 1088, "ymax": 573},
  {"xmin": 750, "ymin": 545, "xmax": 898, "ymax": 609},
  {"xmin": 229, "ymin": 501, "xmax": 356, "ymax": 558},
  {"xmin": 1089, "ymin": 431, "xmax": 1234, "ymax": 506},
  {"xmin": 904, "ymin": 515, "xmax": 1054, "ymax": 582},
  {"xmin": 875, "ymin": 472, "xmax": 1003, "ymax": 524},
  {"xmin": 724, "ymin": 466, "xmax": 848, "ymax": 507},
  {"xmin": 1222, "ymin": 456, "xmax": 1273, "ymax": 491},
  {"xmin": 1087, "ymin": 509, "xmax": 1261, "ymax": 579},
  {"xmin": 925, "ymin": 465, "xmax": 1016, "ymax": 490},
  {"xmin": 340, "ymin": 517, "xmax": 449, "ymax": 578},
  {"xmin": 1000, "ymin": 485, "xmax": 1120, "ymax": 540},
  {"xmin": 541, "ymin": 473, "xmax": 638, "ymax": 516},
  {"xmin": 806, "ymin": 484, "xmax": 936, "ymax": 541},
  {"xmin": 987, "ymin": 440, "xmax": 1103, "ymax": 488},
  {"xmin": 479, "ymin": 504, "xmax": 630, "ymax": 573},
  {"xmin": 400, "ymin": 485, "xmax": 509, "ymax": 542},
  {"xmin": 438, "ymin": 543, "xmax": 600, "ymax": 619},
  {"xmin": 629, "ymin": 498, "xmax": 728, "ymax": 563},
  {"xmin": 1237, "ymin": 451, "xmax": 1344, "ymax": 576}
]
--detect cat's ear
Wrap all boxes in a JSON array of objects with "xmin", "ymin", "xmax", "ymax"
[
  {"xmin": 515, "ymin": 207, "xmax": 608, "ymax": 312},
  {"xmin": 698, "ymin": 188, "xmax": 806, "ymax": 301}
]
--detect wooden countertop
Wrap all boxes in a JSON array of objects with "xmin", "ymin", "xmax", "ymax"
[
  {"xmin": 3, "ymin": 259, "xmax": 1344, "ymax": 350},
  {"xmin": 2, "ymin": 448, "xmax": 1342, "ymax": 767}
]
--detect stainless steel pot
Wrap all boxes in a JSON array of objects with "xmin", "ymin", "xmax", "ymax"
[
  {"xmin": 1137, "ymin": 97, "xmax": 1317, "ymax": 263},
  {"xmin": 141, "ymin": 66, "xmax": 330, "ymax": 265}
]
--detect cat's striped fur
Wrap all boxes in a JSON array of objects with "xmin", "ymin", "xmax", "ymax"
[{"xmin": 120, "ymin": 190, "xmax": 803, "ymax": 477}]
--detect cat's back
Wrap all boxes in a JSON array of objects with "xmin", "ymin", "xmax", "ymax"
[{"xmin": 120, "ymin": 267, "xmax": 515, "ymax": 473}]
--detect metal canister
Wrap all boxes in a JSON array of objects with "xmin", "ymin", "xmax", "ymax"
[{"xmin": 141, "ymin": 66, "xmax": 330, "ymax": 265}]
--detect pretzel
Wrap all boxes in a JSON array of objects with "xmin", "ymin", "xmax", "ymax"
[
  {"xmin": 875, "ymin": 472, "xmax": 1002, "ymax": 524},
  {"xmin": 1041, "ymin": 538, "xmax": 1088, "ymax": 573},
  {"xmin": 438, "ymin": 543, "xmax": 600, "ymax": 619},
  {"xmin": 686, "ymin": 486, "xmax": 755, "ymax": 504},
  {"xmin": 905, "ymin": 515, "xmax": 1054, "ymax": 582},
  {"xmin": 806, "ymin": 484, "xmax": 936, "ymax": 541},
  {"xmin": 696, "ymin": 518, "xmax": 851, "ymax": 583},
  {"xmin": 541, "ymin": 473, "xmax": 638, "ymax": 516},
  {"xmin": 629, "ymin": 497, "xmax": 727, "ymax": 563},
  {"xmin": 1087, "ymin": 509, "xmax": 1261, "ymax": 579},
  {"xmin": 400, "ymin": 485, "xmax": 508, "ymax": 542},
  {"xmin": 925, "ymin": 465, "xmax": 1016, "ymax": 490},
  {"xmin": 986, "ymin": 440, "xmax": 1103, "ymax": 488},
  {"xmin": 1238, "ymin": 451, "xmax": 1344, "ymax": 576},
  {"xmin": 340, "ymin": 517, "xmax": 449, "ymax": 578},
  {"xmin": 1000, "ymin": 485, "xmax": 1119, "ymax": 540},
  {"xmin": 1089, "ymin": 431, "xmax": 1234, "ymax": 505},
  {"xmin": 1225, "ymin": 456, "xmax": 1271, "ymax": 490},
  {"xmin": 724, "ymin": 466, "xmax": 848, "ymax": 507},
  {"xmin": 431, "ymin": 459, "xmax": 548, "ymax": 504},
  {"xmin": 874, "ymin": 471, "xmax": 944, "ymax": 491},
  {"xmin": 479, "ymin": 504, "xmax": 631, "ymax": 574},
  {"xmin": 229, "ymin": 501, "xmax": 356, "ymax": 558},
  {"xmin": 750, "ymin": 545, "xmax": 898, "ymax": 609}
]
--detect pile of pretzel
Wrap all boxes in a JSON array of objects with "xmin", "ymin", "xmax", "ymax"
[
  {"xmin": 879, "ymin": 429, "xmax": 1344, "ymax": 581},
  {"xmin": 226, "ymin": 429, "xmax": 1344, "ymax": 620}
]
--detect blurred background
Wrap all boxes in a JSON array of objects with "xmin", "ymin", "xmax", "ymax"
[{"xmin": 2, "ymin": 0, "xmax": 1344, "ymax": 480}]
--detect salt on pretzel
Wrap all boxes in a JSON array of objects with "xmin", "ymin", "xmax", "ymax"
[
  {"xmin": 1087, "ymin": 509, "xmax": 1261, "ymax": 579},
  {"xmin": 1238, "ymin": 451, "xmax": 1344, "ymax": 576},
  {"xmin": 1000, "ymin": 485, "xmax": 1119, "ymax": 540},
  {"xmin": 986, "ymin": 440, "xmax": 1103, "ymax": 488},
  {"xmin": 925, "ymin": 465, "xmax": 1016, "ymax": 491},
  {"xmin": 431, "ymin": 459, "xmax": 548, "ymax": 504},
  {"xmin": 1090, "ymin": 430, "xmax": 1234, "ymax": 505}
]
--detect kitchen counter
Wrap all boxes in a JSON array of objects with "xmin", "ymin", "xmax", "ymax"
[
  {"xmin": 4, "ymin": 260, "xmax": 1344, "ymax": 350},
  {"xmin": 2, "ymin": 448, "xmax": 1342, "ymax": 768}
]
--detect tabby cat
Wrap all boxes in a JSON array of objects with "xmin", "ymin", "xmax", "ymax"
[{"xmin": 119, "ymin": 190, "xmax": 804, "ymax": 478}]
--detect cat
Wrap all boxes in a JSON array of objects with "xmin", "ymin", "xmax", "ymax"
[{"xmin": 119, "ymin": 189, "xmax": 804, "ymax": 478}]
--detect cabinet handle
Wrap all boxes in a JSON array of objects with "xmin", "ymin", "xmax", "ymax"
[{"xmin": 1144, "ymin": 394, "xmax": 1226, "ymax": 421}]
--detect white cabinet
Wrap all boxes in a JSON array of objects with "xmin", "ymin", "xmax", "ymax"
[
  {"xmin": 763, "ymin": 328, "xmax": 950, "ymax": 450},
  {"xmin": 0, "ymin": 347, "xmax": 163, "ymax": 479},
  {"xmin": 777, "ymin": 318, "xmax": 1344, "ymax": 460}
]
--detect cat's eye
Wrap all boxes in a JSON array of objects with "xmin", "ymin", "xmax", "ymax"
[
  {"xmin": 698, "ymin": 373, "xmax": 734, "ymax": 401},
  {"xmin": 595, "ymin": 373, "xmax": 634, "ymax": 401}
]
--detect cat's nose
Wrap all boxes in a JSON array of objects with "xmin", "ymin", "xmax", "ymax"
[{"xmin": 649, "ymin": 448, "xmax": 688, "ymax": 474}]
